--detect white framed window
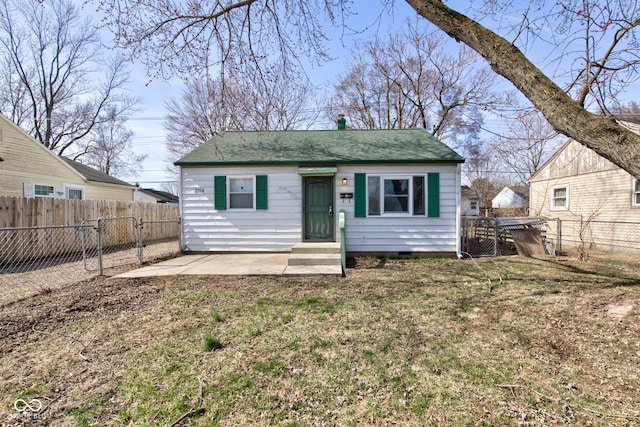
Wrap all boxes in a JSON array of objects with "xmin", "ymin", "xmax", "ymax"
[
  {"xmin": 551, "ymin": 185, "xmax": 568, "ymax": 210},
  {"xmin": 633, "ymin": 179, "xmax": 640, "ymax": 207},
  {"xmin": 64, "ymin": 184, "xmax": 85, "ymax": 200},
  {"xmin": 228, "ymin": 176, "xmax": 254, "ymax": 209},
  {"xmin": 34, "ymin": 184, "xmax": 55, "ymax": 198},
  {"xmin": 367, "ymin": 175, "xmax": 425, "ymax": 216}
]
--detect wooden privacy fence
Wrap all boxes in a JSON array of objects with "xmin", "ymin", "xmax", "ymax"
[
  {"xmin": 0, "ymin": 197, "xmax": 180, "ymax": 264},
  {"xmin": 0, "ymin": 198, "xmax": 182, "ymax": 268},
  {"xmin": 0, "ymin": 196, "xmax": 179, "ymax": 230}
]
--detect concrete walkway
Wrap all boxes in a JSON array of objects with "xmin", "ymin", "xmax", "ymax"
[{"xmin": 114, "ymin": 253, "xmax": 343, "ymax": 278}]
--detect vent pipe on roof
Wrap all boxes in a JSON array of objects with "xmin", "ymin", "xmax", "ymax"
[{"xmin": 337, "ymin": 114, "xmax": 346, "ymax": 130}]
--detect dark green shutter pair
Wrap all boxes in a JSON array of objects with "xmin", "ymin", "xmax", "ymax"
[
  {"xmin": 214, "ymin": 175, "xmax": 268, "ymax": 210},
  {"xmin": 353, "ymin": 172, "xmax": 440, "ymax": 217}
]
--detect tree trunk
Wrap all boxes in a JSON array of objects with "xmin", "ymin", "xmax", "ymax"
[{"xmin": 406, "ymin": 0, "xmax": 640, "ymax": 180}]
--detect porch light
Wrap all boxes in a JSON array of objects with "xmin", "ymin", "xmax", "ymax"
[{"xmin": 341, "ymin": 177, "xmax": 348, "ymax": 186}]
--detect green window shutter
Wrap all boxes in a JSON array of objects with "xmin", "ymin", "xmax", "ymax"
[
  {"xmin": 214, "ymin": 176, "xmax": 227, "ymax": 210},
  {"xmin": 354, "ymin": 173, "xmax": 367, "ymax": 217},
  {"xmin": 256, "ymin": 175, "xmax": 268, "ymax": 210},
  {"xmin": 427, "ymin": 173, "xmax": 440, "ymax": 218}
]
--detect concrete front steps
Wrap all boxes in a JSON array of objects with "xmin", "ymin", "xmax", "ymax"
[{"xmin": 284, "ymin": 242, "xmax": 343, "ymax": 276}]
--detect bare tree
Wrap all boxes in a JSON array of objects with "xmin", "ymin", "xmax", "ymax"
[
  {"xmin": 490, "ymin": 108, "xmax": 562, "ymax": 185},
  {"xmin": 0, "ymin": 0, "xmax": 139, "ymax": 159},
  {"xmin": 464, "ymin": 142, "xmax": 508, "ymax": 214},
  {"xmin": 164, "ymin": 79, "xmax": 235, "ymax": 163},
  {"xmin": 165, "ymin": 62, "xmax": 317, "ymax": 163},
  {"xmin": 406, "ymin": 0, "xmax": 640, "ymax": 179},
  {"xmin": 327, "ymin": 19, "xmax": 511, "ymax": 151},
  {"xmin": 97, "ymin": 0, "xmax": 338, "ymax": 81},
  {"xmin": 94, "ymin": 0, "xmax": 640, "ymax": 179},
  {"xmin": 80, "ymin": 108, "xmax": 147, "ymax": 178}
]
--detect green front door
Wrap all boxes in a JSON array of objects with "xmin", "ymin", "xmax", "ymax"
[{"xmin": 304, "ymin": 176, "xmax": 334, "ymax": 241}]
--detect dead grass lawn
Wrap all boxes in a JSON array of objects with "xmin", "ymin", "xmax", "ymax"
[{"xmin": 1, "ymin": 255, "xmax": 639, "ymax": 426}]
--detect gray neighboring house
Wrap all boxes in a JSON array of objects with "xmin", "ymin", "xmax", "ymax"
[
  {"xmin": 175, "ymin": 127, "xmax": 465, "ymax": 257},
  {"xmin": 461, "ymin": 185, "xmax": 480, "ymax": 216},
  {"xmin": 135, "ymin": 188, "xmax": 179, "ymax": 204}
]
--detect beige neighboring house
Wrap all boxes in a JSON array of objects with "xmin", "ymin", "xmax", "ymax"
[
  {"xmin": 0, "ymin": 113, "xmax": 135, "ymax": 200},
  {"xmin": 529, "ymin": 125, "xmax": 640, "ymax": 252}
]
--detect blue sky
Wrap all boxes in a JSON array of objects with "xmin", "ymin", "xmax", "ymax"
[
  {"xmin": 113, "ymin": 1, "xmax": 427, "ymax": 188},
  {"xmin": 92, "ymin": 1, "xmax": 640, "ymax": 189}
]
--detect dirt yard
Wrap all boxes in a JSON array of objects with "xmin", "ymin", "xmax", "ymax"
[
  {"xmin": 0, "ymin": 240, "xmax": 180, "ymax": 306},
  {"xmin": 1, "ymin": 255, "xmax": 638, "ymax": 426}
]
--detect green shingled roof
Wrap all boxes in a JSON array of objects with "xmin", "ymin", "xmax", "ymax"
[{"xmin": 175, "ymin": 129, "xmax": 464, "ymax": 166}]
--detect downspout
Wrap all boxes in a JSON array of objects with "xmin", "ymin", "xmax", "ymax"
[
  {"xmin": 456, "ymin": 163, "xmax": 463, "ymax": 259},
  {"xmin": 178, "ymin": 166, "xmax": 185, "ymax": 252}
]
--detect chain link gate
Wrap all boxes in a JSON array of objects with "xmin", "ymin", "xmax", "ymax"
[
  {"xmin": 461, "ymin": 217, "xmax": 499, "ymax": 257},
  {"xmin": 82, "ymin": 217, "xmax": 141, "ymax": 275},
  {"xmin": 461, "ymin": 216, "xmax": 553, "ymax": 257}
]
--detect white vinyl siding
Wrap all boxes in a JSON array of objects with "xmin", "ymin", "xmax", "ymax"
[
  {"xmin": 341, "ymin": 165, "xmax": 457, "ymax": 254},
  {"xmin": 181, "ymin": 167, "xmax": 301, "ymax": 252},
  {"xmin": 179, "ymin": 164, "xmax": 460, "ymax": 255}
]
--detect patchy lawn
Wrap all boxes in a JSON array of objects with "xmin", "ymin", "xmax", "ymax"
[{"xmin": 1, "ymin": 255, "xmax": 639, "ymax": 426}]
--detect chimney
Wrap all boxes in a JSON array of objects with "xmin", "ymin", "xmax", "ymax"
[{"xmin": 337, "ymin": 114, "xmax": 346, "ymax": 130}]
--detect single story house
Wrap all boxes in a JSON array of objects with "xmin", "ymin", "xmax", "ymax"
[
  {"xmin": 461, "ymin": 185, "xmax": 480, "ymax": 216},
  {"xmin": 0, "ymin": 113, "xmax": 135, "ymax": 200},
  {"xmin": 175, "ymin": 126, "xmax": 465, "ymax": 257},
  {"xmin": 492, "ymin": 186, "xmax": 528, "ymax": 211},
  {"xmin": 529, "ymin": 132, "xmax": 640, "ymax": 252},
  {"xmin": 135, "ymin": 187, "xmax": 180, "ymax": 204}
]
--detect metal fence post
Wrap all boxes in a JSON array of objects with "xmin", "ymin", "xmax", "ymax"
[
  {"xmin": 178, "ymin": 216, "xmax": 183, "ymax": 252},
  {"xmin": 557, "ymin": 218, "xmax": 562, "ymax": 254},
  {"xmin": 137, "ymin": 217, "xmax": 144, "ymax": 264},
  {"xmin": 95, "ymin": 218, "xmax": 103, "ymax": 276},
  {"xmin": 492, "ymin": 217, "xmax": 499, "ymax": 256}
]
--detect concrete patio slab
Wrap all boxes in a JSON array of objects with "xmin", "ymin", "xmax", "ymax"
[{"xmin": 114, "ymin": 253, "xmax": 343, "ymax": 278}]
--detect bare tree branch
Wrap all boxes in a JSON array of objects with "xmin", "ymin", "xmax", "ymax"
[
  {"xmin": 0, "ymin": 0, "xmax": 140, "ymax": 163},
  {"xmin": 406, "ymin": 0, "xmax": 640, "ymax": 180}
]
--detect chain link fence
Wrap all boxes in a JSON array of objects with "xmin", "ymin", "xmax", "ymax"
[
  {"xmin": 460, "ymin": 217, "xmax": 554, "ymax": 257},
  {"xmin": 546, "ymin": 219, "xmax": 640, "ymax": 264},
  {"xmin": 461, "ymin": 216, "xmax": 639, "ymax": 265},
  {"xmin": 0, "ymin": 217, "xmax": 181, "ymax": 306}
]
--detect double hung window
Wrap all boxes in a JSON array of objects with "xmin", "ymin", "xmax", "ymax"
[
  {"xmin": 213, "ymin": 175, "xmax": 268, "ymax": 211},
  {"xmin": 229, "ymin": 177, "xmax": 254, "ymax": 209},
  {"xmin": 551, "ymin": 185, "xmax": 568, "ymax": 210},
  {"xmin": 367, "ymin": 175, "xmax": 426, "ymax": 216}
]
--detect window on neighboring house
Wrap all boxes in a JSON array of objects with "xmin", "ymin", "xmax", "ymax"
[
  {"xmin": 66, "ymin": 187, "xmax": 84, "ymax": 200},
  {"xmin": 633, "ymin": 179, "xmax": 640, "ymax": 207},
  {"xmin": 367, "ymin": 175, "xmax": 426, "ymax": 216},
  {"xmin": 470, "ymin": 201, "xmax": 478, "ymax": 210},
  {"xmin": 229, "ymin": 177, "xmax": 254, "ymax": 209},
  {"xmin": 34, "ymin": 184, "xmax": 55, "ymax": 198},
  {"xmin": 551, "ymin": 185, "xmax": 568, "ymax": 210}
]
